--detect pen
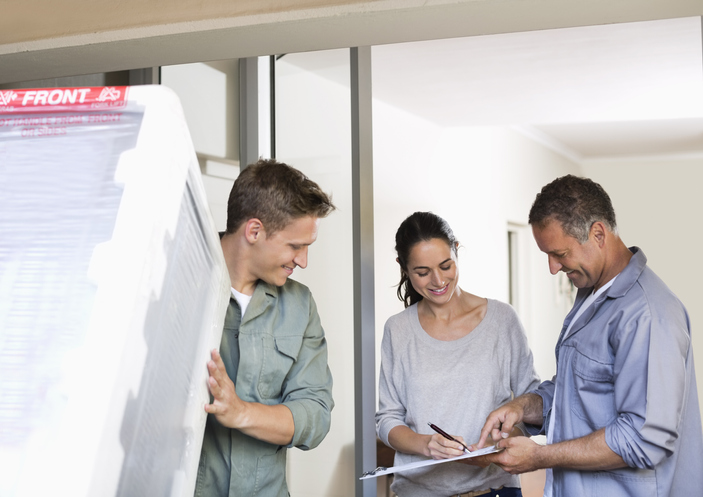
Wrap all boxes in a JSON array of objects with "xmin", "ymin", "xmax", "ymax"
[{"xmin": 428, "ymin": 422, "xmax": 470, "ymax": 453}]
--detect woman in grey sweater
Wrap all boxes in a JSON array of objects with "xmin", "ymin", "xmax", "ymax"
[{"xmin": 376, "ymin": 212, "xmax": 539, "ymax": 497}]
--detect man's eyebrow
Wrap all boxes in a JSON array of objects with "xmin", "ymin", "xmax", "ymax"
[{"xmin": 412, "ymin": 258, "xmax": 452, "ymax": 270}]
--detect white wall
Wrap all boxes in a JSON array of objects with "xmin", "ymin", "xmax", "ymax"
[
  {"xmin": 161, "ymin": 61, "xmax": 238, "ymax": 160},
  {"xmin": 271, "ymin": 49, "xmax": 583, "ymax": 495},
  {"xmin": 161, "ymin": 61, "xmax": 240, "ymax": 232},
  {"xmin": 583, "ymin": 156, "xmax": 703, "ymax": 414},
  {"xmin": 371, "ymin": 111, "xmax": 582, "ymax": 389},
  {"xmin": 163, "ymin": 56, "xmax": 355, "ymax": 496},
  {"xmin": 275, "ymin": 49, "xmax": 356, "ymax": 497},
  {"xmin": 165, "ymin": 52, "xmax": 703, "ymax": 496},
  {"xmin": 173, "ymin": 50, "xmax": 583, "ymax": 495}
]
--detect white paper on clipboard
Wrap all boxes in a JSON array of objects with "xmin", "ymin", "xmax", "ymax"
[{"xmin": 360, "ymin": 445, "xmax": 502, "ymax": 479}]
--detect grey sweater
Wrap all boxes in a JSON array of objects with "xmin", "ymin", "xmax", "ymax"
[{"xmin": 376, "ymin": 299, "xmax": 540, "ymax": 496}]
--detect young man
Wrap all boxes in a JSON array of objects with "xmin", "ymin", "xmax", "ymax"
[
  {"xmin": 472, "ymin": 175, "xmax": 703, "ymax": 496},
  {"xmin": 194, "ymin": 159, "xmax": 335, "ymax": 497}
]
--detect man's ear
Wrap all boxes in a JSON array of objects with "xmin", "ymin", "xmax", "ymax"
[
  {"xmin": 244, "ymin": 218, "xmax": 264, "ymax": 244},
  {"xmin": 590, "ymin": 221, "xmax": 607, "ymax": 247}
]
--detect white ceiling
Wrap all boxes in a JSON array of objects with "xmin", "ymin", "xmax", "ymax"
[{"xmin": 286, "ymin": 17, "xmax": 703, "ymax": 162}]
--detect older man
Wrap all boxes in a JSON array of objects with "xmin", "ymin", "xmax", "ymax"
[{"xmin": 473, "ymin": 175, "xmax": 703, "ymax": 496}]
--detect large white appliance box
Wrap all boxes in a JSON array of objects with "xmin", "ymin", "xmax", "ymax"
[{"xmin": 0, "ymin": 85, "xmax": 230, "ymax": 497}]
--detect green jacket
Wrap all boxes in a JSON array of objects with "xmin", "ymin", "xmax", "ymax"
[{"xmin": 194, "ymin": 279, "xmax": 334, "ymax": 496}]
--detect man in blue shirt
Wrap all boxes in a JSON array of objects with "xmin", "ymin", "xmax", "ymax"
[
  {"xmin": 472, "ymin": 175, "xmax": 703, "ymax": 496},
  {"xmin": 194, "ymin": 159, "xmax": 335, "ymax": 497}
]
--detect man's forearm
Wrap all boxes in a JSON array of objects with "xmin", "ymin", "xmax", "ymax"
[
  {"xmin": 535, "ymin": 428, "xmax": 627, "ymax": 471},
  {"xmin": 236, "ymin": 402, "xmax": 295, "ymax": 446},
  {"xmin": 515, "ymin": 392, "xmax": 544, "ymax": 426}
]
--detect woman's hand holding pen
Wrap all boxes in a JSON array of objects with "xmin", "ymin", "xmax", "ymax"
[
  {"xmin": 427, "ymin": 432, "xmax": 469, "ymax": 460},
  {"xmin": 387, "ymin": 425, "xmax": 467, "ymax": 460}
]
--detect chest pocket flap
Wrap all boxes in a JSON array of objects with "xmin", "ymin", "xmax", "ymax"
[
  {"xmin": 258, "ymin": 335, "xmax": 304, "ymax": 400},
  {"xmin": 570, "ymin": 349, "xmax": 616, "ymax": 430},
  {"xmin": 275, "ymin": 335, "xmax": 303, "ymax": 360},
  {"xmin": 573, "ymin": 349, "xmax": 614, "ymax": 382}
]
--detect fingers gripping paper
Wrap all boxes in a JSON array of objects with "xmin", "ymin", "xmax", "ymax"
[{"xmin": 0, "ymin": 86, "xmax": 230, "ymax": 497}]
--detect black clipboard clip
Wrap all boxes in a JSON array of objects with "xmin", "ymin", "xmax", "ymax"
[{"xmin": 361, "ymin": 466, "xmax": 387, "ymax": 478}]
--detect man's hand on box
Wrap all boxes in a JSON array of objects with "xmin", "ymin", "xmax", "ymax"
[
  {"xmin": 203, "ymin": 348, "xmax": 295, "ymax": 445},
  {"xmin": 204, "ymin": 349, "xmax": 246, "ymax": 429}
]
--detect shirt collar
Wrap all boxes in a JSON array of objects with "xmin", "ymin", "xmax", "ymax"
[
  {"xmin": 240, "ymin": 280, "xmax": 279, "ymax": 325},
  {"xmin": 602, "ymin": 246, "xmax": 647, "ymax": 300}
]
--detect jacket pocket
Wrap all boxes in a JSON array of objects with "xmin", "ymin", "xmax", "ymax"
[
  {"xmin": 591, "ymin": 468, "xmax": 657, "ymax": 494},
  {"xmin": 257, "ymin": 335, "xmax": 303, "ymax": 400},
  {"xmin": 569, "ymin": 350, "xmax": 617, "ymax": 430},
  {"xmin": 254, "ymin": 448, "xmax": 288, "ymax": 496}
]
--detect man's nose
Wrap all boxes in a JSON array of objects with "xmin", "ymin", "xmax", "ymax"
[
  {"xmin": 548, "ymin": 255, "xmax": 562, "ymax": 275},
  {"xmin": 294, "ymin": 246, "xmax": 308, "ymax": 269}
]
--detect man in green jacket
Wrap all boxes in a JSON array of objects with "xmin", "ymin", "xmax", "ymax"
[{"xmin": 194, "ymin": 159, "xmax": 335, "ymax": 496}]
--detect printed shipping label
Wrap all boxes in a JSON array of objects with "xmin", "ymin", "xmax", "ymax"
[{"xmin": 0, "ymin": 87, "xmax": 130, "ymax": 114}]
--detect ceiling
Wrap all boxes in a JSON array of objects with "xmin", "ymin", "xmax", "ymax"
[
  {"xmin": 286, "ymin": 17, "xmax": 703, "ymax": 162},
  {"xmin": 3, "ymin": 0, "xmax": 701, "ymax": 86}
]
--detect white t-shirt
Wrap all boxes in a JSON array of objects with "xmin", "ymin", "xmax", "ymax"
[
  {"xmin": 543, "ymin": 276, "xmax": 617, "ymax": 497},
  {"xmin": 231, "ymin": 287, "xmax": 252, "ymax": 317}
]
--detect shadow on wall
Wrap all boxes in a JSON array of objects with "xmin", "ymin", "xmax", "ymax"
[{"xmin": 324, "ymin": 442, "xmax": 356, "ymax": 496}]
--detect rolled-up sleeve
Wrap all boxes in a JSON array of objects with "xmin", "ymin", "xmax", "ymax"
[
  {"xmin": 282, "ymin": 295, "xmax": 334, "ymax": 450},
  {"xmin": 604, "ymin": 301, "xmax": 690, "ymax": 469},
  {"xmin": 523, "ymin": 378, "xmax": 554, "ymax": 436}
]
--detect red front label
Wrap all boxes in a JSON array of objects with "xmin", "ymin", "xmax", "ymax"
[{"xmin": 0, "ymin": 87, "xmax": 130, "ymax": 114}]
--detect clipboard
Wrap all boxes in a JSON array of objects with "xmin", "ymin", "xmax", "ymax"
[{"xmin": 360, "ymin": 445, "xmax": 502, "ymax": 479}]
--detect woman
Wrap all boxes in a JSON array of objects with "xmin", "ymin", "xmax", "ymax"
[{"xmin": 376, "ymin": 212, "xmax": 539, "ymax": 497}]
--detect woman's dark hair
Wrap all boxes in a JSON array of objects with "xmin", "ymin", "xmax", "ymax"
[{"xmin": 395, "ymin": 212, "xmax": 458, "ymax": 308}]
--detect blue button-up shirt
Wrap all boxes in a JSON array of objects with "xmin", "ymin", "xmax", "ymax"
[{"xmin": 528, "ymin": 247, "xmax": 703, "ymax": 496}]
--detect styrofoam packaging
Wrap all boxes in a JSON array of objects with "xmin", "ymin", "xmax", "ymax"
[{"xmin": 0, "ymin": 86, "xmax": 230, "ymax": 497}]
